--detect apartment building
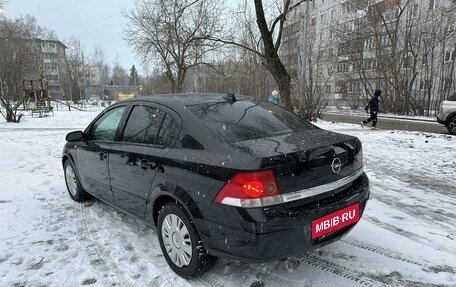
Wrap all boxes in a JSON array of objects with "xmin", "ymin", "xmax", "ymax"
[
  {"xmin": 40, "ymin": 39, "xmax": 67, "ymax": 99},
  {"xmin": 282, "ymin": 0, "xmax": 456, "ymax": 113}
]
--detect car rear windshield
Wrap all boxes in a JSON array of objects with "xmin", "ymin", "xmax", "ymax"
[{"xmin": 187, "ymin": 101, "xmax": 315, "ymax": 142}]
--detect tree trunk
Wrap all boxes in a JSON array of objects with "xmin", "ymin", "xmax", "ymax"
[
  {"xmin": 254, "ymin": 0, "xmax": 293, "ymax": 111},
  {"xmin": 275, "ymin": 71, "xmax": 292, "ymax": 110}
]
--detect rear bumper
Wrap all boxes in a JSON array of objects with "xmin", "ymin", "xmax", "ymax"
[{"xmin": 196, "ymin": 173, "xmax": 370, "ymax": 262}]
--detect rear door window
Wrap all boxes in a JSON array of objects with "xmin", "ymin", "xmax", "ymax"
[
  {"xmin": 122, "ymin": 106, "xmax": 165, "ymax": 144},
  {"xmin": 188, "ymin": 101, "xmax": 315, "ymax": 142},
  {"xmin": 157, "ymin": 114, "xmax": 179, "ymax": 146}
]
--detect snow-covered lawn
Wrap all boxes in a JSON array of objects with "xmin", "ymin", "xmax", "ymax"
[{"xmin": 0, "ymin": 110, "xmax": 455, "ymax": 287}]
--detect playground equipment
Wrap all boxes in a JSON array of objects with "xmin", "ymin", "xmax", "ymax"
[{"xmin": 22, "ymin": 76, "xmax": 54, "ymax": 117}]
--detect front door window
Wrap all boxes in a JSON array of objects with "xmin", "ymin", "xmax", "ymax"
[{"xmin": 91, "ymin": 106, "xmax": 126, "ymax": 141}]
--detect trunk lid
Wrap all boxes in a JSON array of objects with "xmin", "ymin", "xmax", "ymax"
[{"xmin": 231, "ymin": 128, "xmax": 363, "ymax": 194}]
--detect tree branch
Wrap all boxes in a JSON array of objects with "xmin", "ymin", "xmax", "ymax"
[{"xmin": 208, "ymin": 37, "xmax": 265, "ymax": 59}]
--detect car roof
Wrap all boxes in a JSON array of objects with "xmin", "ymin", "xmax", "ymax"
[{"xmin": 121, "ymin": 93, "xmax": 253, "ymax": 109}]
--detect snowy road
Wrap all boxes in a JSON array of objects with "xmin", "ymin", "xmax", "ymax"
[{"xmin": 0, "ymin": 110, "xmax": 455, "ymax": 287}]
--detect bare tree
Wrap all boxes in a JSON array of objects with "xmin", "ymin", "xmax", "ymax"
[
  {"xmin": 185, "ymin": 47, "xmax": 273, "ymax": 98},
  {"xmin": 335, "ymin": 0, "xmax": 456, "ymax": 115},
  {"xmin": 124, "ymin": 0, "xmax": 223, "ymax": 93},
  {"xmin": 90, "ymin": 47, "xmax": 111, "ymax": 85},
  {"xmin": 211, "ymin": 0, "xmax": 306, "ymax": 111},
  {"xmin": 62, "ymin": 39, "xmax": 87, "ymax": 103},
  {"xmin": 298, "ymin": 41, "xmax": 336, "ymax": 120},
  {"xmin": 111, "ymin": 62, "xmax": 129, "ymax": 86},
  {"xmin": 141, "ymin": 68, "xmax": 170, "ymax": 95},
  {"xmin": 0, "ymin": 16, "xmax": 44, "ymax": 122}
]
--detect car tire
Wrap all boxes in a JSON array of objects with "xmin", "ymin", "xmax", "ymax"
[
  {"xmin": 64, "ymin": 160, "xmax": 89, "ymax": 202},
  {"xmin": 447, "ymin": 116, "xmax": 456, "ymax": 135},
  {"xmin": 158, "ymin": 202, "xmax": 216, "ymax": 278}
]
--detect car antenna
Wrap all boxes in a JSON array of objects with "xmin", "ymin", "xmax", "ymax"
[{"xmin": 223, "ymin": 93, "xmax": 237, "ymax": 104}]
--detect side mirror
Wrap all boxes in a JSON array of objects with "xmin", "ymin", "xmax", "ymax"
[{"xmin": 66, "ymin": 131, "xmax": 85, "ymax": 142}]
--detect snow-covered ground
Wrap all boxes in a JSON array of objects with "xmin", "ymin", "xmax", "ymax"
[{"xmin": 0, "ymin": 109, "xmax": 455, "ymax": 287}]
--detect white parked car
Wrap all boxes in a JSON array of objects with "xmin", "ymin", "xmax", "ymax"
[{"xmin": 437, "ymin": 93, "xmax": 456, "ymax": 135}]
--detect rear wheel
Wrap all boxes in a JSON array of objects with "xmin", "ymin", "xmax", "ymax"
[
  {"xmin": 64, "ymin": 160, "xmax": 89, "ymax": 202},
  {"xmin": 447, "ymin": 116, "xmax": 456, "ymax": 135},
  {"xmin": 158, "ymin": 202, "xmax": 216, "ymax": 278}
]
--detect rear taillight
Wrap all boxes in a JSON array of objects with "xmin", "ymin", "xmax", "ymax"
[{"xmin": 214, "ymin": 170, "xmax": 283, "ymax": 208}]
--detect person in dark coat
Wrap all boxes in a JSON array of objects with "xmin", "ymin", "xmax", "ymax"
[{"xmin": 361, "ymin": 89, "xmax": 381, "ymax": 129}]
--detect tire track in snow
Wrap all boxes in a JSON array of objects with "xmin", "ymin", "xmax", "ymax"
[
  {"xmin": 375, "ymin": 195, "xmax": 456, "ymax": 233},
  {"xmin": 364, "ymin": 216, "xmax": 456, "ymax": 256},
  {"xmin": 79, "ymin": 202, "xmax": 138, "ymax": 287},
  {"xmin": 188, "ymin": 273, "xmax": 232, "ymax": 287},
  {"xmin": 294, "ymin": 252, "xmax": 445, "ymax": 287},
  {"xmin": 80, "ymin": 201, "xmax": 229, "ymax": 287},
  {"xmin": 340, "ymin": 237, "xmax": 426, "ymax": 267},
  {"xmin": 290, "ymin": 253, "xmax": 389, "ymax": 287}
]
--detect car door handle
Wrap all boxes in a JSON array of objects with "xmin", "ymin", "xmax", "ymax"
[
  {"xmin": 138, "ymin": 159, "xmax": 157, "ymax": 170},
  {"xmin": 99, "ymin": 153, "xmax": 107, "ymax": 160}
]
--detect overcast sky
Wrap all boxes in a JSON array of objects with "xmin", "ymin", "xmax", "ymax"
[{"xmin": 3, "ymin": 0, "xmax": 138, "ymax": 71}]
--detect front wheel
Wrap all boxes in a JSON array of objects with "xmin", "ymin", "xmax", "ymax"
[
  {"xmin": 447, "ymin": 116, "xmax": 456, "ymax": 135},
  {"xmin": 158, "ymin": 202, "xmax": 216, "ymax": 278}
]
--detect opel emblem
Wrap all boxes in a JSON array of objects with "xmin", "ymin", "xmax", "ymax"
[{"xmin": 331, "ymin": 158, "xmax": 342, "ymax": 174}]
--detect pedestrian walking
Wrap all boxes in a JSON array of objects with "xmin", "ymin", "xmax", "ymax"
[{"xmin": 361, "ymin": 89, "xmax": 381, "ymax": 129}]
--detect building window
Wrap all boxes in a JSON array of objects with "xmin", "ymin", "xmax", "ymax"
[
  {"xmin": 311, "ymin": 17, "xmax": 316, "ymax": 26},
  {"xmin": 344, "ymin": 21, "xmax": 355, "ymax": 32},
  {"xmin": 429, "ymin": 0, "xmax": 442, "ymax": 10},
  {"xmin": 44, "ymin": 64, "xmax": 58, "ymax": 71},
  {"xmin": 320, "ymin": 13, "xmax": 325, "ymax": 23},
  {"xmin": 407, "ymin": 4, "xmax": 418, "ymax": 18},
  {"xmin": 347, "ymin": 82, "xmax": 361, "ymax": 93},
  {"xmin": 337, "ymin": 62, "xmax": 351, "ymax": 73},
  {"xmin": 363, "ymin": 59, "xmax": 377, "ymax": 70},
  {"xmin": 422, "ymin": 53, "xmax": 429, "ymax": 65},
  {"xmin": 44, "ymin": 53, "xmax": 57, "ymax": 60},
  {"xmin": 379, "ymin": 35, "xmax": 391, "ymax": 46},
  {"xmin": 331, "ymin": 10, "xmax": 335, "ymax": 20},
  {"xmin": 444, "ymin": 50, "xmax": 456, "ymax": 62},
  {"xmin": 384, "ymin": 8, "xmax": 399, "ymax": 22},
  {"xmin": 44, "ymin": 75, "xmax": 59, "ymax": 82},
  {"xmin": 341, "ymin": 2, "xmax": 351, "ymax": 14},
  {"xmin": 403, "ymin": 56, "xmax": 411, "ymax": 68},
  {"xmin": 365, "ymin": 37, "xmax": 374, "ymax": 49}
]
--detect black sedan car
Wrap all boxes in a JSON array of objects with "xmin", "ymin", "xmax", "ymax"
[{"xmin": 62, "ymin": 93, "xmax": 369, "ymax": 278}]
